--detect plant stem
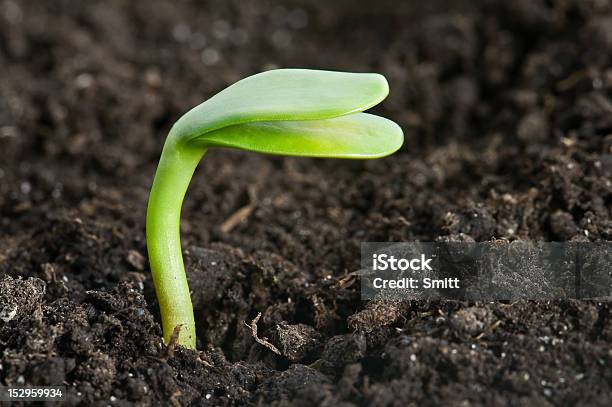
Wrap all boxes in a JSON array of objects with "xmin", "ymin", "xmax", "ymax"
[{"xmin": 146, "ymin": 134, "xmax": 205, "ymax": 349}]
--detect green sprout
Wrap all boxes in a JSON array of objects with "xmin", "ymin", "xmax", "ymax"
[{"xmin": 146, "ymin": 69, "xmax": 403, "ymax": 348}]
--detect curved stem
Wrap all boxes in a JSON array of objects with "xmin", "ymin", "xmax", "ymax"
[{"xmin": 146, "ymin": 135, "xmax": 205, "ymax": 349}]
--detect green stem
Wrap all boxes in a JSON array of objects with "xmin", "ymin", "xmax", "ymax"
[{"xmin": 146, "ymin": 134, "xmax": 205, "ymax": 349}]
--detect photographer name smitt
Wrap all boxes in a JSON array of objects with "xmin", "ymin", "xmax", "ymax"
[{"xmin": 372, "ymin": 277, "xmax": 460, "ymax": 289}]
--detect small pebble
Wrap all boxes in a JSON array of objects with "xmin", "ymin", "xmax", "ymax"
[
  {"xmin": 212, "ymin": 19, "xmax": 231, "ymax": 40},
  {"xmin": 202, "ymin": 48, "xmax": 220, "ymax": 65},
  {"xmin": 75, "ymin": 73, "xmax": 94, "ymax": 89},
  {"xmin": 127, "ymin": 250, "xmax": 145, "ymax": 271},
  {"xmin": 173, "ymin": 23, "xmax": 191, "ymax": 42}
]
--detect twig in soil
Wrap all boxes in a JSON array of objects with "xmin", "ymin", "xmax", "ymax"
[
  {"xmin": 333, "ymin": 270, "xmax": 361, "ymax": 289},
  {"xmin": 41, "ymin": 263, "xmax": 57, "ymax": 283},
  {"xmin": 245, "ymin": 312, "xmax": 281, "ymax": 355},
  {"xmin": 169, "ymin": 390, "xmax": 182, "ymax": 407},
  {"xmin": 475, "ymin": 320, "xmax": 502, "ymax": 340},
  {"xmin": 163, "ymin": 324, "xmax": 183, "ymax": 359},
  {"xmin": 220, "ymin": 205, "xmax": 254, "ymax": 233},
  {"xmin": 220, "ymin": 186, "xmax": 258, "ymax": 233},
  {"xmin": 197, "ymin": 352, "xmax": 214, "ymax": 368},
  {"xmin": 556, "ymin": 68, "xmax": 588, "ymax": 91}
]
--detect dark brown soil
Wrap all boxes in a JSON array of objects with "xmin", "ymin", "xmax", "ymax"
[{"xmin": 0, "ymin": 0, "xmax": 611, "ymax": 405}]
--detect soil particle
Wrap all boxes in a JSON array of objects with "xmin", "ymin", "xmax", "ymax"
[
  {"xmin": 319, "ymin": 334, "xmax": 367, "ymax": 374},
  {"xmin": 257, "ymin": 364, "xmax": 331, "ymax": 404},
  {"xmin": 347, "ymin": 300, "xmax": 408, "ymax": 334},
  {"xmin": 74, "ymin": 351, "xmax": 117, "ymax": 399},
  {"xmin": 450, "ymin": 307, "xmax": 494, "ymax": 338},
  {"xmin": 582, "ymin": 16, "xmax": 612, "ymax": 66},
  {"xmin": 185, "ymin": 244, "xmax": 245, "ymax": 306},
  {"xmin": 0, "ymin": 276, "xmax": 45, "ymax": 322},
  {"xmin": 126, "ymin": 249, "xmax": 146, "ymax": 271},
  {"xmin": 517, "ymin": 111, "xmax": 549, "ymax": 143},
  {"xmin": 549, "ymin": 210, "xmax": 581, "ymax": 239},
  {"xmin": 272, "ymin": 322, "xmax": 321, "ymax": 363},
  {"xmin": 442, "ymin": 205, "xmax": 496, "ymax": 240}
]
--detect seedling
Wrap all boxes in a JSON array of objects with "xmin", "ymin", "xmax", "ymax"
[{"xmin": 147, "ymin": 69, "xmax": 403, "ymax": 348}]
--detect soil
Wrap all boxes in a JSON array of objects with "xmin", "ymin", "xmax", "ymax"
[{"xmin": 0, "ymin": 0, "xmax": 611, "ymax": 405}]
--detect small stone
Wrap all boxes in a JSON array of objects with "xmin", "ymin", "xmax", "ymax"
[
  {"xmin": 201, "ymin": 48, "xmax": 220, "ymax": 65},
  {"xmin": 0, "ymin": 305, "xmax": 17, "ymax": 322},
  {"xmin": 145, "ymin": 68, "xmax": 162, "ymax": 88},
  {"xmin": 126, "ymin": 250, "xmax": 145, "ymax": 271},
  {"xmin": 172, "ymin": 23, "xmax": 191, "ymax": 42},
  {"xmin": 517, "ymin": 111, "xmax": 548, "ymax": 142},
  {"xmin": 75, "ymin": 73, "xmax": 94, "ymax": 89}
]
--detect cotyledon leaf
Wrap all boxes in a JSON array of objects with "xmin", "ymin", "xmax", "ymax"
[
  {"xmin": 170, "ymin": 69, "xmax": 390, "ymax": 143},
  {"xmin": 191, "ymin": 113, "xmax": 404, "ymax": 158}
]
